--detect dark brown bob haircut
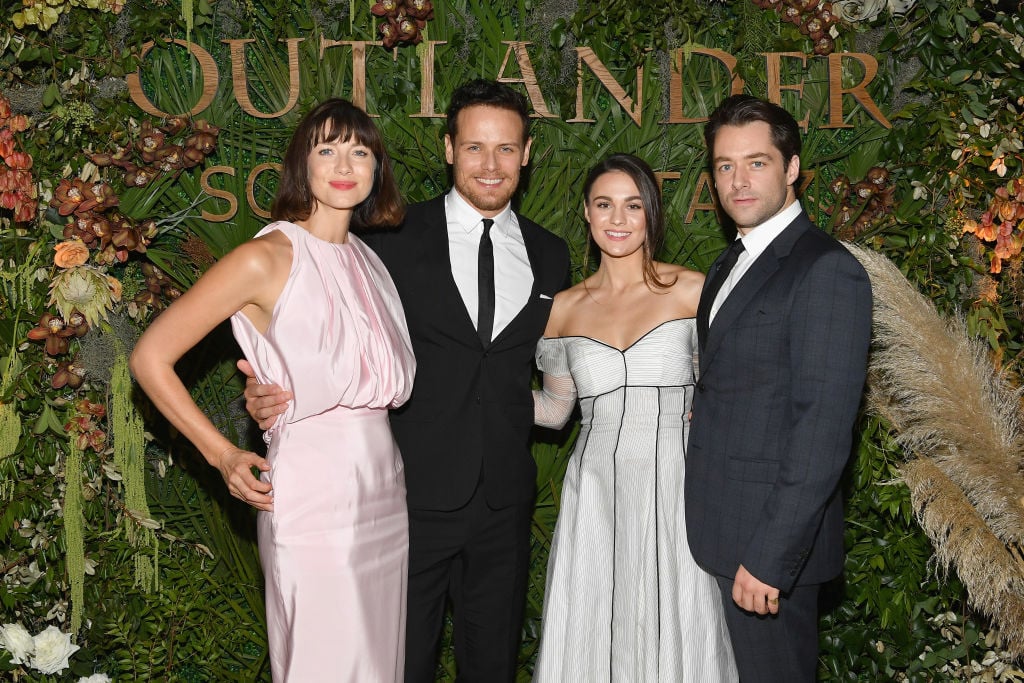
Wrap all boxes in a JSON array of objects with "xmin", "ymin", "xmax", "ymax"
[
  {"xmin": 271, "ymin": 98, "xmax": 405, "ymax": 228},
  {"xmin": 583, "ymin": 153, "xmax": 675, "ymax": 291}
]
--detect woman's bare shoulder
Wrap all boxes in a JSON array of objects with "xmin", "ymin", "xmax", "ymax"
[
  {"xmin": 655, "ymin": 262, "xmax": 703, "ymax": 284},
  {"xmin": 546, "ymin": 280, "xmax": 594, "ymax": 337},
  {"xmin": 654, "ymin": 262, "xmax": 704, "ymax": 313},
  {"xmin": 221, "ymin": 229, "xmax": 292, "ymax": 277}
]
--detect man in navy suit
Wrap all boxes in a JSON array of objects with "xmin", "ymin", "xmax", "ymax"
[
  {"xmin": 686, "ymin": 94, "xmax": 872, "ymax": 681},
  {"xmin": 242, "ymin": 81, "xmax": 569, "ymax": 681}
]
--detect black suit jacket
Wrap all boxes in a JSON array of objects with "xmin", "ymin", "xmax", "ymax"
[
  {"xmin": 685, "ymin": 212, "xmax": 872, "ymax": 592},
  {"xmin": 364, "ymin": 196, "xmax": 569, "ymax": 511}
]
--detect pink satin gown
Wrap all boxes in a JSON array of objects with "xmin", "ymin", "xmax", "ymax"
[{"xmin": 230, "ymin": 221, "xmax": 416, "ymax": 682}]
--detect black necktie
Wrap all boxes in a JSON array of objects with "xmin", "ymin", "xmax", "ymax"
[
  {"xmin": 697, "ymin": 238, "xmax": 745, "ymax": 348},
  {"xmin": 477, "ymin": 218, "xmax": 495, "ymax": 344}
]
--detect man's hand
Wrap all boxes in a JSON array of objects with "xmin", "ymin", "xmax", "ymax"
[
  {"xmin": 237, "ymin": 359, "xmax": 292, "ymax": 431},
  {"xmin": 215, "ymin": 446, "xmax": 273, "ymax": 511},
  {"xmin": 733, "ymin": 564, "xmax": 781, "ymax": 615}
]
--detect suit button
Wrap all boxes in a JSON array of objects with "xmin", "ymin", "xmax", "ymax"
[
  {"xmin": 475, "ymin": 396, "xmax": 481, "ymax": 404},
  {"xmin": 697, "ymin": 382, "xmax": 705, "ymax": 393}
]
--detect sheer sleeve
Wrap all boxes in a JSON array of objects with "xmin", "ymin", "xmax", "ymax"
[
  {"xmin": 533, "ymin": 338, "xmax": 578, "ymax": 429},
  {"xmin": 689, "ymin": 318, "xmax": 700, "ymax": 382}
]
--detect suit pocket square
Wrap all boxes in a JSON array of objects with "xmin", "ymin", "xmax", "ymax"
[{"xmin": 539, "ymin": 293, "xmax": 553, "ymax": 300}]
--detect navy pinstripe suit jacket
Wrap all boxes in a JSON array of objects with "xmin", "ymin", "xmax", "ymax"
[{"xmin": 685, "ymin": 212, "xmax": 872, "ymax": 592}]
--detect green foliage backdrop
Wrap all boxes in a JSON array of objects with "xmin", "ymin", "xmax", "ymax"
[{"xmin": 1, "ymin": 0, "xmax": 1023, "ymax": 680}]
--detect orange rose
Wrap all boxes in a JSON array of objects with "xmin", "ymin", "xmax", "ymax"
[{"xmin": 54, "ymin": 239, "xmax": 90, "ymax": 268}]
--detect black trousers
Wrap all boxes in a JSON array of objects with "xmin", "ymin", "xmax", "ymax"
[
  {"xmin": 404, "ymin": 485, "xmax": 533, "ymax": 683},
  {"xmin": 716, "ymin": 575, "xmax": 821, "ymax": 683}
]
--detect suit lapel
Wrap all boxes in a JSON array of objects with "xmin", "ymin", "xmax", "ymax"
[
  {"xmin": 697, "ymin": 250, "xmax": 730, "ymax": 350},
  {"xmin": 489, "ymin": 213, "xmax": 540, "ymax": 348},
  {"xmin": 420, "ymin": 199, "xmax": 481, "ymax": 342},
  {"xmin": 701, "ymin": 215, "xmax": 812, "ymax": 370}
]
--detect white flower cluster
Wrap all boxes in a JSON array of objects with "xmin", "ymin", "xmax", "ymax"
[
  {"xmin": 832, "ymin": 0, "xmax": 917, "ymax": 22},
  {"xmin": 0, "ymin": 622, "xmax": 83, "ymax": 675}
]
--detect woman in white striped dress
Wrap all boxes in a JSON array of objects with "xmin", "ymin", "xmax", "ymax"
[{"xmin": 532, "ymin": 154, "xmax": 737, "ymax": 681}]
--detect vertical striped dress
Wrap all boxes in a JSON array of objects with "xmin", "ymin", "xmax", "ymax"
[{"xmin": 533, "ymin": 317, "xmax": 737, "ymax": 682}]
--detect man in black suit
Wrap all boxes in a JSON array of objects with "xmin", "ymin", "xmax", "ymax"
[
  {"xmin": 242, "ymin": 81, "xmax": 569, "ymax": 681},
  {"xmin": 685, "ymin": 94, "xmax": 872, "ymax": 681}
]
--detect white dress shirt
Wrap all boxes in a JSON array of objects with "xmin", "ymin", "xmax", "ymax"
[
  {"xmin": 446, "ymin": 190, "xmax": 534, "ymax": 341},
  {"xmin": 709, "ymin": 200, "xmax": 803, "ymax": 323}
]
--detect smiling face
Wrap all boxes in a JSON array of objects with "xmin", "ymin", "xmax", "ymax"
[
  {"xmin": 585, "ymin": 170, "xmax": 648, "ymax": 260},
  {"xmin": 305, "ymin": 132, "xmax": 376, "ymax": 217},
  {"xmin": 711, "ymin": 120, "xmax": 800, "ymax": 234},
  {"xmin": 444, "ymin": 104, "xmax": 532, "ymax": 217}
]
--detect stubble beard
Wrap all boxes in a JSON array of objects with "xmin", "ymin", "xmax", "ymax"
[{"xmin": 454, "ymin": 172, "xmax": 519, "ymax": 215}]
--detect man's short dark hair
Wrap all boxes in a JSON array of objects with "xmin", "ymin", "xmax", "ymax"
[
  {"xmin": 704, "ymin": 95, "xmax": 802, "ymax": 170},
  {"xmin": 446, "ymin": 79, "xmax": 531, "ymax": 144}
]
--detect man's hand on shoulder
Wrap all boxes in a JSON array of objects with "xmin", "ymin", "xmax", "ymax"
[{"xmin": 237, "ymin": 359, "xmax": 292, "ymax": 431}]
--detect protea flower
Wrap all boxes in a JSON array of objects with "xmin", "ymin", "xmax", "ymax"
[{"xmin": 48, "ymin": 265, "xmax": 119, "ymax": 327}]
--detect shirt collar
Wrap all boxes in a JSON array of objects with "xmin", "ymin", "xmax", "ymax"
[
  {"xmin": 445, "ymin": 189, "xmax": 513, "ymax": 236},
  {"xmin": 736, "ymin": 200, "xmax": 802, "ymax": 256}
]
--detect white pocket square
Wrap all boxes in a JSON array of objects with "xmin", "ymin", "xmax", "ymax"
[{"xmin": 539, "ymin": 293, "xmax": 552, "ymax": 300}]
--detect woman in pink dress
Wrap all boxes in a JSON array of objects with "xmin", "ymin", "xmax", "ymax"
[{"xmin": 131, "ymin": 99, "xmax": 416, "ymax": 681}]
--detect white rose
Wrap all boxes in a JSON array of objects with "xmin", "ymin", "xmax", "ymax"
[
  {"xmin": 0, "ymin": 623, "xmax": 34, "ymax": 665},
  {"xmin": 30, "ymin": 625, "xmax": 80, "ymax": 675},
  {"xmin": 78, "ymin": 675, "xmax": 112, "ymax": 683}
]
